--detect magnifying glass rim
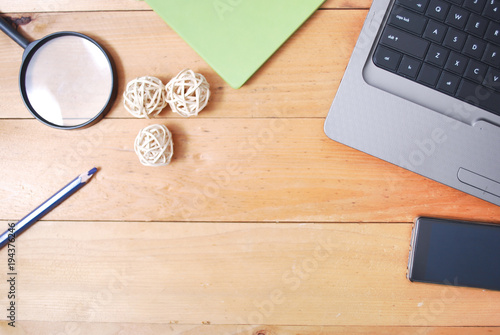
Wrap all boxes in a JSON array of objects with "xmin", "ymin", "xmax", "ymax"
[{"xmin": 18, "ymin": 31, "xmax": 117, "ymax": 130}]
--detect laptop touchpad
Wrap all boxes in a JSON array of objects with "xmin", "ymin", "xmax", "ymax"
[
  {"xmin": 458, "ymin": 168, "xmax": 500, "ymax": 198},
  {"xmin": 473, "ymin": 120, "xmax": 500, "ymax": 133}
]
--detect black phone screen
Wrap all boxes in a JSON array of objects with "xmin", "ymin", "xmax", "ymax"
[{"xmin": 407, "ymin": 217, "xmax": 500, "ymax": 291}]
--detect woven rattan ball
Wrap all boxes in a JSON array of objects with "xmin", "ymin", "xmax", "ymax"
[
  {"xmin": 134, "ymin": 124, "xmax": 173, "ymax": 166},
  {"xmin": 165, "ymin": 69, "xmax": 210, "ymax": 117},
  {"xmin": 124, "ymin": 76, "xmax": 168, "ymax": 118}
]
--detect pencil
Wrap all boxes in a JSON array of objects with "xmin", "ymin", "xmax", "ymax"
[{"xmin": 0, "ymin": 168, "xmax": 98, "ymax": 249}]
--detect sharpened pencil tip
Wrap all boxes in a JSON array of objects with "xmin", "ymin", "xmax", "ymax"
[{"xmin": 80, "ymin": 168, "xmax": 98, "ymax": 183}]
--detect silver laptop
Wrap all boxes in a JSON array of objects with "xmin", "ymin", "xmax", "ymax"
[{"xmin": 324, "ymin": 0, "xmax": 500, "ymax": 206}]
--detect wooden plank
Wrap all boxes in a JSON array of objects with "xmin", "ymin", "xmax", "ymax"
[
  {"xmin": 323, "ymin": 0, "xmax": 373, "ymax": 8},
  {"xmin": 0, "ymin": 221, "xmax": 499, "ymax": 325},
  {"xmin": 0, "ymin": 10, "xmax": 366, "ymax": 119},
  {"xmin": 0, "ymin": 0, "xmax": 372, "ymax": 13},
  {"xmin": 1, "ymin": 322, "xmax": 499, "ymax": 335},
  {"xmin": 1, "ymin": 119, "xmax": 499, "ymax": 223},
  {"xmin": 0, "ymin": 0, "xmax": 151, "ymax": 13}
]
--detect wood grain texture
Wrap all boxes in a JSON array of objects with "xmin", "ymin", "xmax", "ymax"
[
  {"xmin": 0, "ymin": 10, "xmax": 365, "ymax": 119},
  {"xmin": 0, "ymin": 221, "xmax": 499, "ymax": 327},
  {"xmin": 0, "ymin": 0, "xmax": 373, "ymax": 13},
  {"xmin": 1, "ymin": 119, "xmax": 499, "ymax": 223},
  {"xmin": 1, "ymin": 323, "xmax": 498, "ymax": 335}
]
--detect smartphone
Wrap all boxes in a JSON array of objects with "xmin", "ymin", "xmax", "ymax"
[{"xmin": 407, "ymin": 217, "xmax": 500, "ymax": 291}]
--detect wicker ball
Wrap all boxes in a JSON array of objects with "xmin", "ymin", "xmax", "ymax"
[
  {"xmin": 134, "ymin": 124, "xmax": 173, "ymax": 166},
  {"xmin": 165, "ymin": 69, "xmax": 210, "ymax": 117},
  {"xmin": 123, "ymin": 76, "xmax": 168, "ymax": 118}
]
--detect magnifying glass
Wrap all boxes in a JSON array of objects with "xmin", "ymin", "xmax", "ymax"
[{"xmin": 0, "ymin": 16, "xmax": 117, "ymax": 129}]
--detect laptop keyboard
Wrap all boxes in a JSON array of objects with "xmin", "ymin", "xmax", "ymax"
[{"xmin": 373, "ymin": 0, "xmax": 500, "ymax": 116}]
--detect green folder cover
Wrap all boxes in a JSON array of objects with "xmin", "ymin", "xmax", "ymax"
[{"xmin": 144, "ymin": 0, "xmax": 325, "ymax": 88}]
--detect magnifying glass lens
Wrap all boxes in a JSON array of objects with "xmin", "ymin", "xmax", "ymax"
[{"xmin": 24, "ymin": 35, "xmax": 114, "ymax": 127}]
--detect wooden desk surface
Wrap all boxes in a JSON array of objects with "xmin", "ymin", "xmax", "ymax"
[{"xmin": 1, "ymin": 1, "xmax": 500, "ymax": 334}]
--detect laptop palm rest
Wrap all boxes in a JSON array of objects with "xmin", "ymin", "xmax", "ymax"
[{"xmin": 458, "ymin": 168, "xmax": 500, "ymax": 198}]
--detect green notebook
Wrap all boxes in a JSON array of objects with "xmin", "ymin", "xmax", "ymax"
[{"xmin": 144, "ymin": 0, "xmax": 325, "ymax": 89}]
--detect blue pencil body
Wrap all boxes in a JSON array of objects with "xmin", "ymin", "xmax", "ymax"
[{"xmin": 0, "ymin": 168, "xmax": 97, "ymax": 249}]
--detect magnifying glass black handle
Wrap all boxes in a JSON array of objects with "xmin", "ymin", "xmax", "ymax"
[{"xmin": 0, "ymin": 15, "xmax": 29, "ymax": 49}]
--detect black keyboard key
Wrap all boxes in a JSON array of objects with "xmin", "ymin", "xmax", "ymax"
[
  {"xmin": 456, "ymin": 79, "xmax": 500, "ymax": 115},
  {"xmin": 483, "ymin": 67, "xmax": 500, "ymax": 91},
  {"xmin": 463, "ymin": 35, "xmax": 487, "ymax": 58},
  {"xmin": 446, "ymin": 6, "xmax": 470, "ymax": 29},
  {"xmin": 485, "ymin": 22, "xmax": 500, "ymax": 46},
  {"xmin": 389, "ymin": 6, "xmax": 428, "ymax": 34},
  {"xmin": 464, "ymin": 59, "xmax": 489, "ymax": 82},
  {"xmin": 423, "ymin": 20, "xmax": 448, "ymax": 42},
  {"xmin": 463, "ymin": 0, "xmax": 487, "ymax": 13},
  {"xmin": 426, "ymin": 0, "xmax": 450, "ymax": 20},
  {"xmin": 448, "ymin": 0, "xmax": 464, "ymax": 5},
  {"xmin": 380, "ymin": 26, "xmax": 429, "ymax": 59},
  {"xmin": 373, "ymin": 46, "xmax": 402, "ymax": 71},
  {"xmin": 445, "ymin": 51, "xmax": 469, "ymax": 74},
  {"xmin": 465, "ymin": 13, "xmax": 489, "ymax": 37},
  {"xmin": 437, "ymin": 71, "xmax": 461, "ymax": 94},
  {"xmin": 443, "ymin": 27, "xmax": 467, "ymax": 50},
  {"xmin": 396, "ymin": 0, "xmax": 429, "ymax": 12},
  {"xmin": 483, "ymin": 0, "xmax": 500, "ymax": 21},
  {"xmin": 417, "ymin": 63, "xmax": 441, "ymax": 86},
  {"xmin": 482, "ymin": 43, "xmax": 500, "ymax": 66},
  {"xmin": 398, "ymin": 56, "xmax": 422, "ymax": 78},
  {"xmin": 425, "ymin": 43, "xmax": 450, "ymax": 66}
]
